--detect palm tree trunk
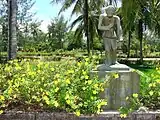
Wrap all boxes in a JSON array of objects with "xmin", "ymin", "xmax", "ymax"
[
  {"xmin": 138, "ymin": 19, "xmax": 143, "ymax": 64},
  {"xmin": 8, "ymin": 0, "xmax": 17, "ymax": 60},
  {"xmin": 90, "ymin": 33, "xmax": 93, "ymax": 55},
  {"xmin": 158, "ymin": 24, "xmax": 160, "ymax": 38},
  {"xmin": 109, "ymin": 0, "xmax": 112, "ymax": 5},
  {"xmin": 2, "ymin": 23, "xmax": 8, "ymax": 51},
  {"xmin": 84, "ymin": 0, "xmax": 90, "ymax": 55},
  {"xmin": 127, "ymin": 30, "xmax": 131, "ymax": 58}
]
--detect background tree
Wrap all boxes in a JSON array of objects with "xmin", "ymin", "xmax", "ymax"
[
  {"xmin": 0, "ymin": 0, "xmax": 35, "ymax": 59},
  {"xmin": 51, "ymin": 0, "xmax": 106, "ymax": 55},
  {"xmin": 47, "ymin": 16, "xmax": 67, "ymax": 51}
]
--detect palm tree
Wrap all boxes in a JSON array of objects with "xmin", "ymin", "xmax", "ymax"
[
  {"xmin": 69, "ymin": 0, "xmax": 105, "ymax": 53},
  {"xmin": 51, "ymin": 0, "xmax": 90, "ymax": 55},
  {"xmin": 147, "ymin": 0, "xmax": 160, "ymax": 38},
  {"xmin": 51, "ymin": 0, "xmax": 107, "ymax": 55},
  {"xmin": 121, "ymin": 0, "xmax": 150, "ymax": 63},
  {"xmin": 121, "ymin": 0, "xmax": 139, "ymax": 58},
  {"xmin": 8, "ymin": 0, "xmax": 17, "ymax": 60},
  {"xmin": 51, "ymin": 0, "xmax": 122, "ymax": 55},
  {"xmin": 121, "ymin": 0, "xmax": 160, "ymax": 62}
]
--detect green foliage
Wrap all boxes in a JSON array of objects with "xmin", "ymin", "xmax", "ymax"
[
  {"xmin": 119, "ymin": 67, "xmax": 160, "ymax": 116},
  {"xmin": 119, "ymin": 93, "xmax": 142, "ymax": 118},
  {"xmin": 0, "ymin": 58, "xmax": 106, "ymax": 115},
  {"xmin": 47, "ymin": 16, "xmax": 67, "ymax": 51},
  {"xmin": 139, "ymin": 67, "xmax": 160, "ymax": 109}
]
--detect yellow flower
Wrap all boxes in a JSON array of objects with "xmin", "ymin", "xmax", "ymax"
[
  {"xmin": 43, "ymin": 96, "xmax": 50, "ymax": 105},
  {"xmin": 156, "ymin": 80, "xmax": 160, "ymax": 84},
  {"xmin": 13, "ymin": 94, "xmax": 17, "ymax": 98},
  {"xmin": 93, "ymin": 90, "xmax": 97, "ymax": 95},
  {"xmin": 77, "ymin": 62, "xmax": 81, "ymax": 67},
  {"xmin": 90, "ymin": 96, "xmax": 94, "ymax": 100},
  {"xmin": 113, "ymin": 73, "xmax": 119, "ymax": 79},
  {"xmin": 149, "ymin": 91, "xmax": 154, "ymax": 96},
  {"xmin": 8, "ymin": 88, "xmax": 13, "ymax": 95},
  {"xmin": 55, "ymin": 87, "xmax": 59, "ymax": 92},
  {"xmin": 0, "ymin": 95, "xmax": 5, "ymax": 101},
  {"xmin": 101, "ymin": 88, "xmax": 104, "ymax": 92},
  {"xmin": 66, "ymin": 100, "xmax": 71, "ymax": 104},
  {"xmin": 92, "ymin": 55, "xmax": 97, "ymax": 59},
  {"xmin": 53, "ymin": 101, "xmax": 59, "ymax": 107},
  {"xmin": 149, "ymin": 83, "xmax": 152, "ymax": 87},
  {"xmin": 0, "ymin": 110, "xmax": 3, "ymax": 114},
  {"xmin": 131, "ymin": 69, "xmax": 136, "ymax": 72},
  {"xmin": 82, "ymin": 87, "xmax": 86, "ymax": 90},
  {"xmin": 149, "ymin": 83, "xmax": 156, "ymax": 87},
  {"xmin": 94, "ymin": 84, "xmax": 98, "ymax": 88},
  {"xmin": 65, "ymin": 79, "xmax": 71, "ymax": 84},
  {"xmin": 55, "ymin": 74, "xmax": 60, "ymax": 78},
  {"xmin": 54, "ymin": 80, "xmax": 59, "ymax": 85},
  {"xmin": 85, "ymin": 75, "xmax": 89, "ymax": 79},
  {"xmin": 65, "ymin": 94, "xmax": 70, "ymax": 100},
  {"xmin": 37, "ymin": 70, "xmax": 41, "ymax": 73},
  {"xmin": 133, "ymin": 93, "xmax": 138, "ymax": 98},
  {"xmin": 85, "ymin": 62, "xmax": 89, "ymax": 66},
  {"xmin": 82, "ymin": 71, "xmax": 87, "ymax": 75},
  {"xmin": 88, "ymin": 80, "xmax": 92, "ymax": 85},
  {"xmin": 67, "ymin": 70, "xmax": 74, "ymax": 74},
  {"xmin": 75, "ymin": 110, "xmax": 81, "ymax": 116},
  {"xmin": 15, "ymin": 66, "xmax": 22, "ymax": 70},
  {"xmin": 120, "ymin": 114, "xmax": 127, "ymax": 118},
  {"xmin": 126, "ymin": 96, "xmax": 129, "ymax": 100},
  {"xmin": 152, "ymin": 83, "xmax": 156, "ymax": 87},
  {"xmin": 50, "ymin": 68, "xmax": 55, "ymax": 72},
  {"xmin": 85, "ymin": 58, "xmax": 89, "ymax": 62}
]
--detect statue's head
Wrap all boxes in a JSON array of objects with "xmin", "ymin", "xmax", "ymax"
[{"xmin": 104, "ymin": 5, "xmax": 115, "ymax": 17}]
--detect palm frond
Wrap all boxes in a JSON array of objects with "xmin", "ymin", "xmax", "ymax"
[
  {"xmin": 70, "ymin": 0, "xmax": 83, "ymax": 18},
  {"xmin": 70, "ymin": 15, "xmax": 83, "ymax": 30},
  {"xmin": 74, "ymin": 22, "xmax": 84, "ymax": 43},
  {"xmin": 50, "ymin": 0, "xmax": 64, "ymax": 4},
  {"xmin": 58, "ymin": 0, "xmax": 77, "ymax": 14}
]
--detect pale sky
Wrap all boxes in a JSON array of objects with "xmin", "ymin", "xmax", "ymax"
[
  {"xmin": 32, "ymin": 0, "xmax": 76, "ymax": 32},
  {"xmin": 32, "ymin": 0, "xmax": 121, "ymax": 33}
]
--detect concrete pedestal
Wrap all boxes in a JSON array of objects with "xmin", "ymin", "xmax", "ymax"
[{"xmin": 91, "ymin": 64, "xmax": 140, "ymax": 110}]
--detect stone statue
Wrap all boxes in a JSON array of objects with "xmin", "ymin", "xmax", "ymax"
[
  {"xmin": 98, "ymin": 5, "xmax": 122, "ymax": 66},
  {"xmin": 92, "ymin": 6, "xmax": 140, "ymax": 110}
]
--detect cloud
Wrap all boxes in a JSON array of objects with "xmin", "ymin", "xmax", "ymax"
[{"xmin": 39, "ymin": 19, "xmax": 51, "ymax": 33}]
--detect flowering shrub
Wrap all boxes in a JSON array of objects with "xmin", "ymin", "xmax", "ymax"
[
  {"xmin": 119, "ymin": 66, "xmax": 160, "ymax": 117},
  {"xmin": 0, "ymin": 58, "xmax": 106, "ymax": 115},
  {"xmin": 139, "ymin": 67, "xmax": 160, "ymax": 109}
]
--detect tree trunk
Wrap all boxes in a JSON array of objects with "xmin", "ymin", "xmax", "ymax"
[
  {"xmin": 109, "ymin": 0, "xmax": 112, "ymax": 5},
  {"xmin": 127, "ymin": 30, "xmax": 131, "ymax": 58},
  {"xmin": 84, "ymin": 0, "xmax": 90, "ymax": 56},
  {"xmin": 138, "ymin": 19, "xmax": 143, "ymax": 64},
  {"xmin": 2, "ymin": 23, "xmax": 8, "ymax": 51},
  {"xmin": 90, "ymin": 32, "xmax": 93, "ymax": 55},
  {"xmin": 8, "ymin": 0, "xmax": 17, "ymax": 60},
  {"xmin": 158, "ymin": 24, "xmax": 160, "ymax": 38}
]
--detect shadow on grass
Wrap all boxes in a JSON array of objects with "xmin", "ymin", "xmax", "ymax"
[{"xmin": 119, "ymin": 60, "xmax": 157, "ymax": 73}]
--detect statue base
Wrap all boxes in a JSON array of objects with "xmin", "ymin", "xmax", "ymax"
[
  {"xmin": 97, "ymin": 63, "xmax": 130, "ymax": 71},
  {"xmin": 91, "ymin": 64, "xmax": 140, "ymax": 110}
]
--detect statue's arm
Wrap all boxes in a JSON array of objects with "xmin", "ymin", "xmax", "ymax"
[
  {"xmin": 115, "ymin": 16, "xmax": 123, "ymax": 41},
  {"xmin": 98, "ymin": 15, "xmax": 108, "ymax": 30}
]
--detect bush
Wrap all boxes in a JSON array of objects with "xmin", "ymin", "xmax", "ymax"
[
  {"xmin": 0, "ymin": 58, "xmax": 106, "ymax": 115},
  {"xmin": 139, "ymin": 68, "xmax": 160, "ymax": 110},
  {"xmin": 119, "ymin": 67, "xmax": 160, "ymax": 116}
]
